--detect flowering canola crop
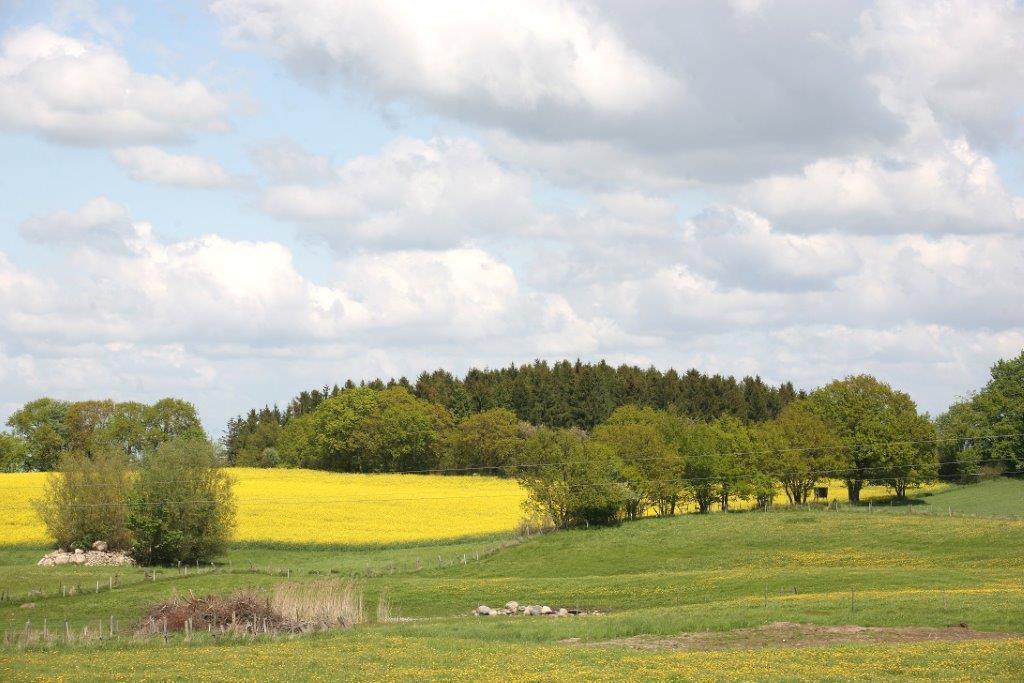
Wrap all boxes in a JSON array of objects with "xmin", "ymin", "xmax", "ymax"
[
  {"xmin": 0, "ymin": 469, "xmax": 949, "ymax": 546},
  {"xmin": 0, "ymin": 468, "xmax": 527, "ymax": 546}
]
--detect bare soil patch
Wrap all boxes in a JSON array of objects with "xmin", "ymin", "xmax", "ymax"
[{"xmin": 577, "ymin": 621, "xmax": 1020, "ymax": 651}]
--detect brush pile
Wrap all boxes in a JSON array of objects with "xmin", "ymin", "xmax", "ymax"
[{"xmin": 138, "ymin": 580, "xmax": 365, "ymax": 636}]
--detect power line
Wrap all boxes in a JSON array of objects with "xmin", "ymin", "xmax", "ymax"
[
  {"xmin": 0, "ymin": 431, "xmax": 1019, "ymax": 490},
  {"xmin": 3, "ymin": 459, "xmax": 1021, "ymax": 510}
]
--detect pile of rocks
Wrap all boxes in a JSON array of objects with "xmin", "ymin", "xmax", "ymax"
[
  {"xmin": 37, "ymin": 541, "xmax": 136, "ymax": 567},
  {"xmin": 473, "ymin": 601, "xmax": 585, "ymax": 617}
]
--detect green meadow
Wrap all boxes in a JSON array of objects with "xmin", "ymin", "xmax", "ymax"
[{"xmin": 3, "ymin": 480, "xmax": 1023, "ymax": 681}]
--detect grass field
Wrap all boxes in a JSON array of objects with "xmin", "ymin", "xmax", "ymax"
[
  {"xmin": 908, "ymin": 478, "xmax": 1024, "ymax": 517},
  {"xmin": 2, "ymin": 477, "xmax": 1023, "ymax": 680}
]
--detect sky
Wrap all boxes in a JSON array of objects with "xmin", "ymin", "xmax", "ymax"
[{"xmin": 1, "ymin": 0, "xmax": 1023, "ymax": 436}]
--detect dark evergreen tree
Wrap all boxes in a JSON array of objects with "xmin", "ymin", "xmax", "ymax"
[{"xmin": 221, "ymin": 359, "xmax": 801, "ymax": 465}]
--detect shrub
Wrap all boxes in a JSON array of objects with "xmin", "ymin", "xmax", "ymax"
[
  {"xmin": 258, "ymin": 447, "xmax": 280, "ymax": 468},
  {"xmin": 128, "ymin": 436, "xmax": 235, "ymax": 565},
  {"xmin": 33, "ymin": 448, "xmax": 132, "ymax": 550},
  {"xmin": 513, "ymin": 427, "xmax": 625, "ymax": 528}
]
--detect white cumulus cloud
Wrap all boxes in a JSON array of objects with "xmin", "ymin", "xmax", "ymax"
[
  {"xmin": 0, "ymin": 25, "xmax": 227, "ymax": 145},
  {"xmin": 262, "ymin": 136, "xmax": 540, "ymax": 250},
  {"xmin": 112, "ymin": 147, "xmax": 233, "ymax": 187}
]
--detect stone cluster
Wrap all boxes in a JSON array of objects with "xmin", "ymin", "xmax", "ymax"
[
  {"xmin": 472, "ymin": 601, "xmax": 585, "ymax": 617},
  {"xmin": 37, "ymin": 541, "xmax": 136, "ymax": 567}
]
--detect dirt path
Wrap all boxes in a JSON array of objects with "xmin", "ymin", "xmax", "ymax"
[{"xmin": 574, "ymin": 621, "xmax": 1021, "ymax": 651}]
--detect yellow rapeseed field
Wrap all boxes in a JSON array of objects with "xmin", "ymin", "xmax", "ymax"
[
  {"xmin": 230, "ymin": 468, "xmax": 525, "ymax": 544},
  {"xmin": 0, "ymin": 468, "xmax": 526, "ymax": 546},
  {"xmin": 0, "ymin": 469, "xmax": 948, "ymax": 546}
]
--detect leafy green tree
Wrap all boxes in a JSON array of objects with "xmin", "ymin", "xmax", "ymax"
[
  {"xmin": 938, "ymin": 351, "xmax": 1024, "ymax": 478},
  {"xmin": 144, "ymin": 398, "xmax": 205, "ymax": 448},
  {"xmin": 277, "ymin": 412, "xmax": 317, "ymax": 468},
  {"xmin": 306, "ymin": 387, "xmax": 452, "ymax": 472},
  {"xmin": 594, "ymin": 406, "xmax": 683, "ymax": 517},
  {"xmin": 878, "ymin": 409, "xmax": 938, "ymax": 499},
  {"xmin": 0, "ymin": 433, "xmax": 28, "ymax": 472},
  {"xmin": 757, "ymin": 401, "xmax": 842, "ymax": 504},
  {"xmin": 706, "ymin": 415, "xmax": 753, "ymax": 512},
  {"xmin": 103, "ymin": 401, "xmax": 150, "ymax": 460},
  {"xmin": 441, "ymin": 408, "xmax": 522, "ymax": 475},
  {"xmin": 935, "ymin": 400, "xmax": 986, "ymax": 481},
  {"xmin": 975, "ymin": 352, "xmax": 1024, "ymax": 473},
  {"xmin": 128, "ymin": 437, "xmax": 235, "ymax": 565},
  {"xmin": 34, "ymin": 448, "xmax": 132, "ymax": 550},
  {"xmin": 513, "ymin": 427, "xmax": 625, "ymax": 527},
  {"xmin": 744, "ymin": 423, "xmax": 780, "ymax": 508},
  {"xmin": 308, "ymin": 388, "xmax": 382, "ymax": 471},
  {"xmin": 377, "ymin": 388, "xmax": 455, "ymax": 471},
  {"xmin": 808, "ymin": 375, "xmax": 937, "ymax": 502},
  {"xmin": 6, "ymin": 398, "xmax": 70, "ymax": 470},
  {"xmin": 678, "ymin": 421, "xmax": 718, "ymax": 513},
  {"xmin": 65, "ymin": 400, "xmax": 117, "ymax": 454}
]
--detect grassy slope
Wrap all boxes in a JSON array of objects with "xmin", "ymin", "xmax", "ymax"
[
  {"xmin": 908, "ymin": 478, "xmax": 1024, "ymax": 517},
  {"xmin": 4, "ymin": 503, "xmax": 1024, "ymax": 680}
]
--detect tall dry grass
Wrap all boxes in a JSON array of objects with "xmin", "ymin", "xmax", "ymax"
[{"xmin": 270, "ymin": 579, "xmax": 365, "ymax": 630}]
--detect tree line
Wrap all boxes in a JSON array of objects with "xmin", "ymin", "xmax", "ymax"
[
  {"xmin": 514, "ymin": 373, "xmax": 942, "ymax": 526},
  {"xmin": 222, "ymin": 359, "xmax": 802, "ymax": 467},
  {"xmin": 213, "ymin": 372, "xmax": 941, "ymax": 525},
  {"xmin": 0, "ymin": 397, "xmax": 205, "ymax": 472}
]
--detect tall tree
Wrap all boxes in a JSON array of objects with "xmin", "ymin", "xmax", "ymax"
[
  {"xmin": 306, "ymin": 387, "xmax": 452, "ymax": 472},
  {"xmin": 706, "ymin": 415, "xmax": 753, "ymax": 512},
  {"xmin": 938, "ymin": 351, "xmax": 1024, "ymax": 477},
  {"xmin": 0, "ymin": 432, "xmax": 28, "ymax": 472},
  {"xmin": 103, "ymin": 401, "xmax": 150, "ymax": 460},
  {"xmin": 935, "ymin": 400, "xmax": 986, "ymax": 481},
  {"xmin": 594, "ymin": 406, "xmax": 683, "ymax": 517},
  {"xmin": 6, "ymin": 398, "xmax": 70, "ymax": 471},
  {"xmin": 440, "ymin": 408, "xmax": 522, "ymax": 475},
  {"xmin": 757, "ymin": 401, "xmax": 842, "ymax": 504},
  {"xmin": 808, "ymin": 375, "xmax": 937, "ymax": 503},
  {"xmin": 677, "ymin": 420, "xmax": 718, "ymax": 513},
  {"xmin": 65, "ymin": 400, "xmax": 117, "ymax": 454},
  {"xmin": 145, "ymin": 398, "xmax": 205, "ymax": 448}
]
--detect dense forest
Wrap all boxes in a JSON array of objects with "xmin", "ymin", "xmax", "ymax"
[{"xmin": 221, "ymin": 360, "xmax": 802, "ymax": 466}]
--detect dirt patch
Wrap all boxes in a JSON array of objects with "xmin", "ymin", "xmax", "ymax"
[{"xmin": 577, "ymin": 621, "xmax": 1020, "ymax": 651}]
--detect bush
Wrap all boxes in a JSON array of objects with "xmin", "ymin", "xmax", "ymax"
[
  {"xmin": 34, "ymin": 448, "xmax": 132, "ymax": 550},
  {"xmin": 513, "ymin": 427, "xmax": 625, "ymax": 528},
  {"xmin": 258, "ymin": 447, "xmax": 280, "ymax": 468},
  {"xmin": 128, "ymin": 436, "xmax": 236, "ymax": 565}
]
